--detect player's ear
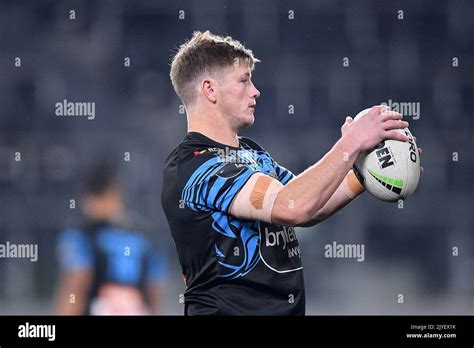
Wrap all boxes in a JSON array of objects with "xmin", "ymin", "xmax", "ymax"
[{"xmin": 201, "ymin": 78, "xmax": 218, "ymax": 103}]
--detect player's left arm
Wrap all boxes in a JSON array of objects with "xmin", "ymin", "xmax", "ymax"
[
  {"xmin": 299, "ymin": 146, "xmax": 423, "ymax": 227},
  {"xmin": 298, "ymin": 169, "xmax": 364, "ymax": 227},
  {"xmin": 54, "ymin": 229, "xmax": 94, "ymax": 315},
  {"xmin": 268, "ymin": 160, "xmax": 364, "ymax": 227},
  {"xmin": 55, "ymin": 270, "xmax": 92, "ymax": 315}
]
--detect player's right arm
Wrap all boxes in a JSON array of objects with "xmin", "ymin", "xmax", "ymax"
[
  {"xmin": 54, "ymin": 229, "xmax": 93, "ymax": 315},
  {"xmin": 230, "ymin": 105, "xmax": 409, "ymax": 226},
  {"xmin": 55, "ymin": 270, "xmax": 92, "ymax": 315}
]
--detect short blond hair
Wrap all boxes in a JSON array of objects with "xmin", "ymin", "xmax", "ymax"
[{"xmin": 170, "ymin": 31, "xmax": 259, "ymax": 106}]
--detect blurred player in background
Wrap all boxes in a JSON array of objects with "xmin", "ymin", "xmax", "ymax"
[
  {"xmin": 55, "ymin": 163, "xmax": 167, "ymax": 315},
  {"xmin": 162, "ymin": 31, "xmax": 420, "ymax": 315}
]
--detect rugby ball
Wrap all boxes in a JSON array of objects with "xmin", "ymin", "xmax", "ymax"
[{"xmin": 352, "ymin": 108, "xmax": 420, "ymax": 202}]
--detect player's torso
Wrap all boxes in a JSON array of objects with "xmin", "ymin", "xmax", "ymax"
[
  {"xmin": 85, "ymin": 223, "xmax": 151, "ymax": 315},
  {"xmin": 161, "ymin": 133, "xmax": 305, "ymax": 315}
]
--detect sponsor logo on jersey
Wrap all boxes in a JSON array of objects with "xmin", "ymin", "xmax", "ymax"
[
  {"xmin": 193, "ymin": 149, "xmax": 207, "ymax": 156},
  {"xmin": 258, "ymin": 223, "xmax": 303, "ymax": 273}
]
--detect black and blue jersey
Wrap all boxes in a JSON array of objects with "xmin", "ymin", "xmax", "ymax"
[
  {"xmin": 57, "ymin": 218, "xmax": 167, "ymax": 314},
  {"xmin": 161, "ymin": 132, "xmax": 305, "ymax": 315}
]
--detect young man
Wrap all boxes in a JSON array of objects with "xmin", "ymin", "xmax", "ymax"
[{"xmin": 161, "ymin": 31, "xmax": 411, "ymax": 315}]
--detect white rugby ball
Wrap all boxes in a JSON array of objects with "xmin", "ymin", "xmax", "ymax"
[{"xmin": 352, "ymin": 108, "xmax": 421, "ymax": 202}]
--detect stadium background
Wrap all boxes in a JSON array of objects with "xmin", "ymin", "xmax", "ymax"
[{"xmin": 0, "ymin": 0, "xmax": 472, "ymax": 314}]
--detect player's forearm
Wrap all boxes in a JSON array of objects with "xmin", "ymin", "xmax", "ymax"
[
  {"xmin": 146, "ymin": 283, "xmax": 162, "ymax": 314},
  {"xmin": 272, "ymin": 135, "xmax": 360, "ymax": 226},
  {"xmin": 54, "ymin": 271, "xmax": 91, "ymax": 315},
  {"xmin": 298, "ymin": 170, "xmax": 365, "ymax": 227},
  {"xmin": 55, "ymin": 282, "xmax": 86, "ymax": 315}
]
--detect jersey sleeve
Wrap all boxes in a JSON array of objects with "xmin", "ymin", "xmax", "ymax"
[
  {"xmin": 181, "ymin": 153, "xmax": 261, "ymax": 214},
  {"xmin": 273, "ymin": 160, "xmax": 295, "ymax": 185},
  {"xmin": 56, "ymin": 228, "xmax": 94, "ymax": 271},
  {"xmin": 239, "ymin": 136, "xmax": 295, "ymax": 185}
]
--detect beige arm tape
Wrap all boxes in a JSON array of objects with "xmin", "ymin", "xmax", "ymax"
[
  {"xmin": 341, "ymin": 169, "xmax": 364, "ymax": 199},
  {"xmin": 229, "ymin": 173, "xmax": 283, "ymax": 223}
]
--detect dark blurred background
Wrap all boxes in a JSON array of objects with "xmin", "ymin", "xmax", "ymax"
[{"xmin": 0, "ymin": 0, "xmax": 472, "ymax": 314}]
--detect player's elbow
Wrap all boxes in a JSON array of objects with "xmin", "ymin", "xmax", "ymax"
[{"xmin": 271, "ymin": 201, "xmax": 314, "ymax": 227}]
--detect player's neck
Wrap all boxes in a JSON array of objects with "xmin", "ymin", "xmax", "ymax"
[{"xmin": 187, "ymin": 109, "xmax": 240, "ymax": 148}]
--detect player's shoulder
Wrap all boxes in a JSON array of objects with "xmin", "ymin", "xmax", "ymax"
[
  {"xmin": 164, "ymin": 132, "xmax": 225, "ymax": 169},
  {"xmin": 239, "ymin": 136, "xmax": 278, "ymax": 165},
  {"xmin": 57, "ymin": 225, "xmax": 89, "ymax": 247},
  {"xmin": 238, "ymin": 136, "xmax": 266, "ymax": 152},
  {"xmin": 163, "ymin": 133, "xmax": 273, "ymax": 177}
]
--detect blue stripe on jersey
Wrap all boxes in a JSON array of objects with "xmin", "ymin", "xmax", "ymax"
[
  {"xmin": 215, "ymin": 244, "xmax": 225, "ymax": 257},
  {"xmin": 183, "ymin": 157, "xmax": 258, "ymax": 213},
  {"xmin": 96, "ymin": 228, "xmax": 151, "ymax": 285},
  {"xmin": 190, "ymin": 162, "xmax": 220, "ymax": 199},
  {"xmin": 206, "ymin": 176, "xmax": 227, "ymax": 208},
  {"xmin": 188, "ymin": 158, "xmax": 220, "ymax": 190},
  {"xmin": 215, "ymin": 181, "xmax": 235, "ymax": 209},
  {"xmin": 57, "ymin": 228, "xmax": 94, "ymax": 271},
  {"xmin": 211, "ymin": 211, "xmax": 236, "ymax": 238},
  {"xmin": 183, "ymin": 157, "xmax": 221, "ymax": 206},
  {"xmin": 279, "ymin": 170, "xmax": 293, "ymax": 184},
  {"xmin": 215, "ymin": 219, "xmax": 260, "ymax": 279},
  {"xmin": 220, "ymin": 171, "xmax": 254, "ymax": 212},
  {"xmin": 218, "ymin": 260, "xmax": 240, "ymax": 271}
]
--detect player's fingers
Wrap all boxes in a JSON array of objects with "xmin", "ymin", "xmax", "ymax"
[
  {"xmin": 380, "ymin": 111, "xmax": 403, "ymax": 121},
  {"xmin": 384, "ymin": 130, "xmax": 409, "ymax": 142},
  {"xmin": 345, "ymin": 116, "xmax": 353, "ymax": 123},
  {"xmin": 370, "ymin": 105, "xmax": 390, "ymax": 115},
  {"xmin": 417, "ymin": 144, "xmax": 423, "ymax": 172},
  {"xmin": 383, "ymin": 120, "xmax": 409, "ymax": 130},
  {"xmin": 374, "ymin": 104, "xmax": 390, "ymax": 111}
]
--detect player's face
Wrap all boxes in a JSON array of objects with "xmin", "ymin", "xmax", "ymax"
[
  {"xmin": 217, "ymin": 64, "xmax": 260, "ymax": 131},
  {"xmin": 82, "ymin": 185, "xmax": 123, "ymax": 220}
]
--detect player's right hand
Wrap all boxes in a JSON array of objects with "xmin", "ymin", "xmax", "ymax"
[{"xmin": 341, "ymin": 105, "xmax": 410, "ymax": 152}]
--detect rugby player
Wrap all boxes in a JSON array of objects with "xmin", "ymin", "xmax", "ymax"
[{"xmin": 161, "ymin": 31, "xmax": 412, "ymax": 315}]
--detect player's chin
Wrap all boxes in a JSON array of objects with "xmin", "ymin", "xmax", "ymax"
[{"xmin": 241, "ymin": 113, "xmax": 255, "ymax": 128}]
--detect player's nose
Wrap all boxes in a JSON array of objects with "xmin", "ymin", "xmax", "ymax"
[{"xmin": 251, "ymin": 83, "xmax": 261, "ymax": 99}]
